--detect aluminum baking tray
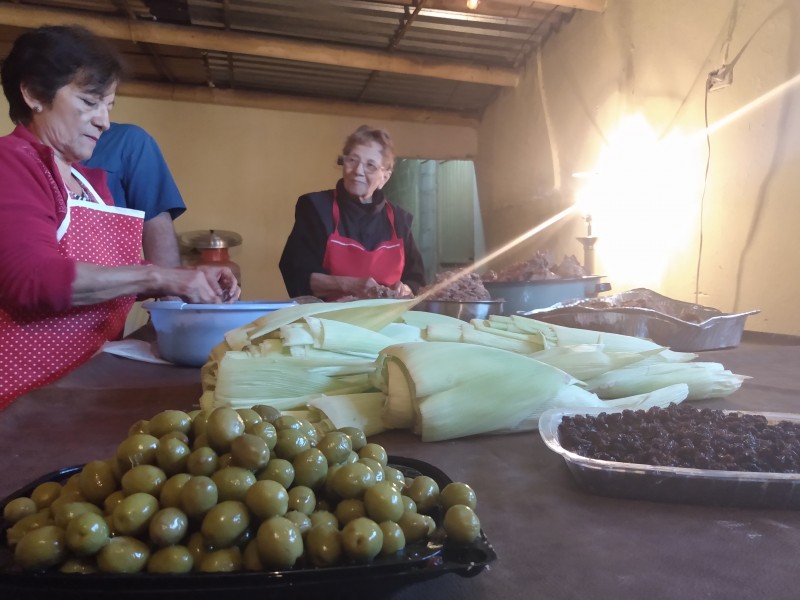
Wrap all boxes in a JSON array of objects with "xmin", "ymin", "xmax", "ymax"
[
  {"xmin": 539, "ymin": 407, "xmax": 800, "ymax": 509},
  {"xmin": 0, "ymin": 457, "xmax": 496, "ymax": 600},
  {"xmin": 523, "ymin": 288, "xmax": 759, "ymax": 351}
]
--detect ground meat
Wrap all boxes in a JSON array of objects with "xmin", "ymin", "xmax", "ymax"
[
  {"xmin": 483, "ymin": 251, "xmax": 585, "ymax": 282},
  {"xmin": 418, "ymin": 271, "xmax": 491, "ymax": 301},
  {"xmin": 558, "ymin": 403, "xmax": 800, "ymax": 473}
]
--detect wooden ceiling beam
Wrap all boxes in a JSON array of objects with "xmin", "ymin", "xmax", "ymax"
[
  {"xmin": 118, "ymin": 80, "xmax": 481, "ymax": 128},
  {"xmin": 368, "ymin": 0, "xmax": 606, "ymax": 17},
  {"xmin": 0, "ymin": 4, "xmax": 519, "ymax": 87}
]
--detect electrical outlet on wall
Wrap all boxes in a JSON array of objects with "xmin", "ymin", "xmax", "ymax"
[{"xmin": 707, "ymin": 64, "xmax": 733, "ymax": 91}]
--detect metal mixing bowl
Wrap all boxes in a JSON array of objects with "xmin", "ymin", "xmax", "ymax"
[{"xmin": 413, "ymin": 299, "xmax": 505, "ymax": 321}]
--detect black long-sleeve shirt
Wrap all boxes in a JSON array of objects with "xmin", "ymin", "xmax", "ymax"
[{"xmin": 279, "ymin": 180, "xmax": 426, "ymax": 297}]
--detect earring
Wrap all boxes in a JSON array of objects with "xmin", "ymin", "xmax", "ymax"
[{"xmin": 33, "ymin": 105, "xmax": 42, "ymax": 113}]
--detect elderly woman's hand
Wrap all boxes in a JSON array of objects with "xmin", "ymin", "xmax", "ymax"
[
  {"xmin": 391, "ymin": 281, "xmax": 414, "ymax": 298},
  {"xmin": 160, "ymin": 266, "xmax": 241, "ymax": 304}
]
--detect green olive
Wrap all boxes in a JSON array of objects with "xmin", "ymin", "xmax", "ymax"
[
  {"xmin": 116, "ymin": 434, "xmax": 160, "ymax": 473},
  {"xmin": 3, "ymin": 497, "xmax": 37, "ymax": 524},
  {"xmin": 186, "ymin": 531, "xmax": 212, "ymax": 564},
  {"xmin": 191, "ymin": 410, "xmax": 211, "ymax": 439},
  {"xmin": 292, "ymin": 448, "xmax": 328, "ymax": 490},
  {"xmin": 230, "ymin": 434, "xmax": 271, "ymax": 471},
  {"xmin": 6, "ymin": 509, "xmax": 54, "ymax": 547},
  {"xmin": 256, "ymin": 516, "xmax": 303, "ymax": 569},
  {"xmin": 155, "ymin": 437, "xmax": 191, "ymax": 476},
  {"xmin": 309, "ymin": 510, "xmax": 338, "ymax": 530},
  {"xmin": 65, "ymin": 512, "xmax": 110, "ymax": 556},
  {"xmin": 257, "ymin": 458, "xmax": 295, "ymax": 489},
  {"xmin": 401, "ymin": 496, "xmax": 417, "ymax": 514},
  {"xmin": 97, "ymin": 536, "xmax": 150, "ymax": 573},
  {"xmin": 272, "ymin": 415, "xmax": 303, "ymax": 432},
  {"xmin": 78, "ymin": 459, "xmax": 119, "ymax": 504},
  {"xmin": 30, "ymin": 481, "xmax": 62, "ymax": 509},
  {"xmin": 201, "ymin": 500, "xmax": 250, "ymax": 548},
  {"xmin": 440, "ymin": 482, "xmax": 478, "ymax": 511},
  {"xmin": 59, "ymin": 557, "xmax": 97, "ymax": 573},
  {"xmin": 358, "ymin": 443, "xmax": 388, "ymax": 467},
  {"xmin": 212, "ymin": 466, "xmax": 256, "ymax": 502},
  {"xmin": 383, "ymin": 466, "xmax": 407, "ymax": 492},
  {"xmin": 192, "ymin": 433, "xmax": 210, "ymax": 451},
  {"xmin": 159, "ymin": 473, "xmax": 192, "ymax": 508},
  {"xmin": 251, "ymin": 404, "xmax": 282, "ymax": 423},
  {"xmin": 14, "ymin": 525, "xmax": 66, "ymax": 571},
  {"xmin": 273, "ymin": 429, "xmax": 311, "ymax": 460},
  {"xmin": 341, "ymin": 517, "xmax": 383, "ymax": 563},
  {"xmin": 364, "ymin": 481, "xmax": 404, "ymax": 523},
  {"xmin": 343, "ymin": 451, "xmax": 359, "ymax": 464},
  {"xmin": 47, "ymin": 487, "xmax": 86, "ymax": 516},
  {"xmin": 379, "ymin": 520, "xmax": 406, "ymax": 555},
  {"xmin": 205, "ymin": 407, "xmax": 245, "ymax": 454},
  {"xmin": 160, "ymin": 430, "xmax": 190, "ymax": 445},
  {"xmin": 397, "ymin": 510, "xmax": 430, "ymax": 543},
  {"xmin": 338, "ymin": 427, "xmax": 367, "ymax": 451},
  {"xmin": 443, "ymin": 505, "xmax": 480, "ymax": 543},
  {"xmin": 235, "ymin": 408, "xmax": 263, "ymax": 430},
  {"xmin": 187, "ymin": 446, "xmax": 219, "ymax": 476},
  {"xmin": 242, "ymin": 538, "xmax": 264, "ymax": 571},
  {"xmin": 51, "ymin": 501, "xmax": 103, "ymax": 529},
  {"xmin": 334, "ymin": 498, "xmax": 366, "ymax": 526},
  {"xmin": 298, "ymin": 418, "xmax": 320, "ymax": 446},
  {"xmin": 112, "ymin": 493, "xmax": 159, "ymax": 537},
  {"xmin": 287, "ymin": 485, "xmax": 316, "ymax": 516},
  {"xmin": 405, "ymin": 475, "xmax": 440, "ymax": 513},
  {"xmin": 317, "ymin": 432, "xmax": 352, "ymax": 465},
  {"xmin": 246, "ymin": 421, "xmax": 278, "ymax": 450},
  {"xmin": 147, "ymin": 545, "xmax": 194, "ymax": 573},
  {"xmin": 358, "ymin": 457, "xmax": 385, "ymax": 482},
  {"xmin": 103, "ymin": 490, "xmax": 126, "ymax": 514},
  {"xmin": 149, "ymin": 507, "xmax": 189, "ymax": 547},
  {"xmin": 305, "ymin": 524, "xmax": 342, "ymax": 567},
  {"xmin": 331, "ymin": 462, "xmax": 376, "ymax": 499},
  {"xmin": 121, "ymin": 464, "xmax": 167, "ymax": 497},
  {"xmin": 284, "ymin": 510, "xmax": 312, "ymax": 535},
  {"xmin": 217, "ymin": 452, "xmax": 235, "ymax": 469},
  {"xmin": 128, "ymin": 419, "xmax": 150, "ymax": 436},
  {"xmin": 148, "ymin": 410, "xmax": 192, "ymax": 438},
  {"xmin": 244, "ymin": 480, "xmax": 288, "ymax": 520},
  {"xmin": 180, "ymin": 476, "xmax": 219, "ymax": 520},
  {"xmin": 198, "ymin": 547, "xmax": 242, "ymax": 572}
]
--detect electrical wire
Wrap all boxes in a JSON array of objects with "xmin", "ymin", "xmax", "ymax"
[{"xmin": 694, "ymin": 82, "xmax": 712, "ymax": 306}]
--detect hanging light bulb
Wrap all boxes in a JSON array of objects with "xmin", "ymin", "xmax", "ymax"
[{"xmin": 466, "ymin": 0, "xmax": 479, "ymax": 10}]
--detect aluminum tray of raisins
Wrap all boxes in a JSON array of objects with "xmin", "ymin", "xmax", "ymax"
[
  {"xmin": 539, "ymin": 406, "xmax": 800, "ymax": 509},
  {"xmin": 0, "ymin": 457, "xmax": 496, "ymax": 600}
]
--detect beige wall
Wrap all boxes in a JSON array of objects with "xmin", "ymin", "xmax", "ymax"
[
  {"xmin": 477, "ymin": 0, "xmax": 800, "ymax": 335},
  {"xmin": 0, "ymin": 97, "xmax": 477, "ymax": 300}
]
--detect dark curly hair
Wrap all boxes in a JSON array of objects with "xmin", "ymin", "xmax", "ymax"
[{"xmin": 1, "ymin": 25, "xmax": 125, "ymax": 124}]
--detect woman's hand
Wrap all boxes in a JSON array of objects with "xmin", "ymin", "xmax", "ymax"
[
  {"xmin": 163, "ymin": 266, "xmax": 241, "ymax": 304},
  {"xmin": 391, "ymin": 281, "xmax": 414, "ymax": 298}
]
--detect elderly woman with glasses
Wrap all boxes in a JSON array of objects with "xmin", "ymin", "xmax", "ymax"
[{"xmin": 279, "ymin": 125, "xmax": 426, "ymax": 301}]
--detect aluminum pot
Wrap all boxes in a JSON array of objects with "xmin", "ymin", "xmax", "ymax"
[
  {"xmin": 413, "ymin": 299, "xmax": 505, "ymax": 322},
  {"xmin": 483, "ymin": 276, "xmax": 610, "ymax": 315}
]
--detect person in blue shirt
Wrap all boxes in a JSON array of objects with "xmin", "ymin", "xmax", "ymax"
[{"xmin": 84, "ymin": 123, "xmax": 186, "ymax": 267}]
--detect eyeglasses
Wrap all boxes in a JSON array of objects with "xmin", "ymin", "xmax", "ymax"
[{"xmin": 339, "ymin": 154, "xmax": 385, "ymax": 175}]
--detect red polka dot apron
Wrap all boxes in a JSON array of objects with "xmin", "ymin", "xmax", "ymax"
[
  {"xmin": 321, "ymin": 191, "xmax": 405, "ymax": 300},
  {"xmin": 0, "ymin": 168, "xmax": 144, "ymax": 408}
]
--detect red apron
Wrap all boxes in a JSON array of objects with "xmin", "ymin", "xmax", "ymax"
[
  {"xmin": 321, "ymin": 191, "xmax": 405, "ymax": 296},
  {"xmin": 0, "ymin": 169, "xmax": 144, "ymax": 408}
]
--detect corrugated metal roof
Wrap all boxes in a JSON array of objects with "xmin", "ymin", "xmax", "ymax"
[{"xmin": 0, "ymin": 0, "xmax": 600, "ymax": 123}]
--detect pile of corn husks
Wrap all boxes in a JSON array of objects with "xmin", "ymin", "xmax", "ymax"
[{"xmin": 200, "ymin": 299, "xmax": 746, "ymax": 442}]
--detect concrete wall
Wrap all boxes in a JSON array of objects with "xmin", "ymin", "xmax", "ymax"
[{"xmin": 477, "ymin": 0, "xmax": 800, "ymax": 334}]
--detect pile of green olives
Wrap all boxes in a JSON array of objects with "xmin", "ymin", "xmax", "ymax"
[{"xmin": 2, "ymin": 406, "xmax": 481, "ymax": 574}]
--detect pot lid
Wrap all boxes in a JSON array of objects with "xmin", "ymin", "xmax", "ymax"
[{"xmin": 179, "ymin": 229, "xmax": 243, "ymax": 249}]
